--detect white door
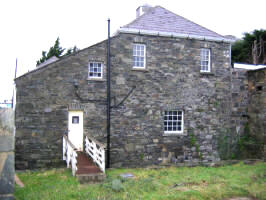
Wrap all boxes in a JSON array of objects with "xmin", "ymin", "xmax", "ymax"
[{"xmin": 68, "ymin": 111, "xmax": 83, "ymax": 151}]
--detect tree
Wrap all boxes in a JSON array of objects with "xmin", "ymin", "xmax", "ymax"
[
  {"xmin": 232, "ymin": 29, "xmax": 266, "ymax": 65},
  {"xmin": 64, "ymin": 46, "xmax": 79, "ymax": 56},
  {"xmin": 36, "ymin": 37, "xmax": 78, "ymax": 66}
]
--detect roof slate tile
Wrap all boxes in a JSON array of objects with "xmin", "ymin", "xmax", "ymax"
[{"xmin": 122, "ymin": 6, "xmax": 225, "ymax": 39}]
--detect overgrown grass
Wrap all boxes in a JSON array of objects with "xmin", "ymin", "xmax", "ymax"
[{"xmin": 15, "ymin": 162, "xmax": 266, "ymax": 200}]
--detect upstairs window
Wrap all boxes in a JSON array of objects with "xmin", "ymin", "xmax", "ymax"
[
  {"xmin": 164, "ymin": 110, "xmax": 184, "ymax": 134},
  {"xmin": 133, "ymin": 44, "xmax": 146, "ymax": 68},
  {"xmin": 200, "ymin": 48, "xmax": 211, "ymax": 72},
  {"xmin": 88, "ymin": 62, "xmax": 102, "ymax": 78}
]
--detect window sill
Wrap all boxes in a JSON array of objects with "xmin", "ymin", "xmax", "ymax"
[
  {"xmin": 87, "ymin": 78, "xmax": 105, "ymax": 81},
  {"xmin": 163, "ymin": 132, "xmax": 186, "ymax": 136},
  {"xmin": 131, "ymin": 67, "xmax": 149, "ymax": 72},
  {"xmin": 200, "ymin": 71, "xmax": 214, "ymax": 75}
]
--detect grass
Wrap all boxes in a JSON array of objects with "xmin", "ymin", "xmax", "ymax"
[{"xmin": 15, "ymin": 162, "xmax": 266, "ymax": 200}]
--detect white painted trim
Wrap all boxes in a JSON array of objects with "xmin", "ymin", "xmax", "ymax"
[
  {"xmin": 133, "ymin": 43, "xmax": 146, "ymax": 69},
  {"xmin": 200, "ymin": 48, "xmax": 211, "ymax": 73},
  {"xmin": 118, "ymin": 28, "xmax": 235, "ymax": 43},
  {"xmin": 88, "ymin": 62, "xmax": 103, "ymax": 79},
  {"xmin": 234, "ymin": 63, "xmax": 266, "ymax": 70},
  {"xmin": 164, "ymin": 110, "xmax": 184, "ymax": 134}
]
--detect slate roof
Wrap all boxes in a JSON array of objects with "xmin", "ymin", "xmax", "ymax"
[{"xmin": 121, "ymin": 6, "xmax": 227, "ymax": 41}]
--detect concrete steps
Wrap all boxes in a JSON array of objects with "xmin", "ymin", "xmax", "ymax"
[{"xmin": 76, "ymin": 152, "xmax": 105, "ymax": 183}]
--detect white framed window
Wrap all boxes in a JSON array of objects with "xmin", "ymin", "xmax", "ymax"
[
  {"xmin": 164, "ymin": 110, "xmax": 184, "ymax": 134},
  {"xmin": 88, "ymin": 62, "xmax": 102, "ymax": 78},
  {"xmin": 133, "ymin": 44, "xmax": 146, "ymax": 68},
  {"xmin": 200, "ymin": 48, "xmax": 211, "ymax": 72}
]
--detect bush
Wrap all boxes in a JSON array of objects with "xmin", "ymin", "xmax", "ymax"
[{"xmin": 111, "ymin": 179, "xmax": 123, "ymax": 192}]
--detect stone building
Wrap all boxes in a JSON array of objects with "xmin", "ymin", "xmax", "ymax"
[{"xmin": 15, "ymin": 5, "xmax": 238, "ymax": 169}]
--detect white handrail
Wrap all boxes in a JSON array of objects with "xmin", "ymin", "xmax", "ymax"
[
  {"xmin": 63, "ymin": 135, "xmax": 78, "ymax": 176},
  {"xmin": 85, "ymin": 136, "xmax": 105, "ymax": 172}
]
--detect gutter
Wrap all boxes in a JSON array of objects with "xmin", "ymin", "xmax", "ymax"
[{"xmin": 118, "ymin": 28, "xmax": 235, "ymax": 43}]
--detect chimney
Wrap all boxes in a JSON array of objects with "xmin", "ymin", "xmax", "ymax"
[{"xmin": 136, "ymin": 4, "xmax": 152, "ymax": 18}]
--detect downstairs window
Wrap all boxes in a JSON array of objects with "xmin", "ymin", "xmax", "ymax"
[{"xmin": 164, "ymin": 110, "xmax": 184, "ymax": 134}]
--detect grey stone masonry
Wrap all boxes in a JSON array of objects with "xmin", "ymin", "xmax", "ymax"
[
  {"xmin": 0, "ymin": 108, "xmax": 15, "ymax": 200},
  {"xmin": 248, "ymin": 69, "xmax": 266, "ymax": 159},
  {"xmin": 15, "ymin": 33, "xmax": 232, "ymax": 169},
  {"xmin": 231, "ymin": 68, "xmax": 249, "ymax": 137},
  {"xmin": 230, "ymin": 67, "xmax": 266, "ymax": 159}
]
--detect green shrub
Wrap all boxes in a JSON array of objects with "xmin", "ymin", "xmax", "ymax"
[{"xmin": 111, "ymin": 179, "xmax": 123, "ymax": 192}]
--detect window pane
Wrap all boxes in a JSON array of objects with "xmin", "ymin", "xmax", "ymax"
[
  {"xmin": 89, "ymin": 62, "xmax": 102, "ymax": 78},
  {"xmin": 164, "ymin": 110, "xmax": 183, "ymax": 133},
  {"xmin": 200, "ymin": 49, "xmax": 210, "ymax": 72},
  {"xmin": 72, "ymin": 116, "xmax": 79, "ymax": 124},
  {"xmin": 133, "ymin": 44, "xmax": 145, "ymax": 68}
]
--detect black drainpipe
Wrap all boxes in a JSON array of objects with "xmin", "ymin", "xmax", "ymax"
[{"xmin": 106, "ymin": 19, "xmax": 111, "ymax": 168}]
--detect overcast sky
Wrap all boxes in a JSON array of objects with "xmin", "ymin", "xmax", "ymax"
[{"xmin": 0, "ymin": 0, "xmax": 265, "ymax": 102}]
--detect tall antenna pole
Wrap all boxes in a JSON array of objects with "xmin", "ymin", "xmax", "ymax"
[
  {"xmin": 12, "ymin": 58, "xmax": 18, "ymax": 109},
  {"xmin": 106, "ymin": 19, "xmax": 111, "ymax": 168}
]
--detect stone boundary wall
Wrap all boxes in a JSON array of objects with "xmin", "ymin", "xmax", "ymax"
[
  {"xmin": 230, "ymin": 68, "xmax": 266, "ymax": 159},
  {"xmin": 231, "ymin": 68, "xmax": 249, "ymax": 136},
  {"xmin": 248, "ymin": 69, "xmax": 266, "ymax": 160},
  {"xmin": 0, "ymin": 108, "xmax": 15, "ymax": 200}
]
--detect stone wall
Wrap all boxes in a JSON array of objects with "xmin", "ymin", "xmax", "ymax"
[
  {"xmin": 0, "ymin": 108, "xmax": 15, "ymax": 200},
  {"xmin": 109, "ymin": 34, "xmax": 231, "ymax": 167},
  {"xmin": 229, "ymin": 67, "xmax": 265, "ymax": 159},
  {"xmin": 224, "ymin": 68, "xmax": 250, "ymax": 159},
  {"xmin": 15, "ymin": 33, "xmax": 232, "ymax": 169},
  {"xmin": 231, "ymin": 68, "xmax": 249, "ymax": 135},
  {"xmin": 15, "ymin": 41, "xmax": 107, "ymax": 169},
  {"xmin": 247, "ymin": 69, "xmax": 266, "ymax": 159}
]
